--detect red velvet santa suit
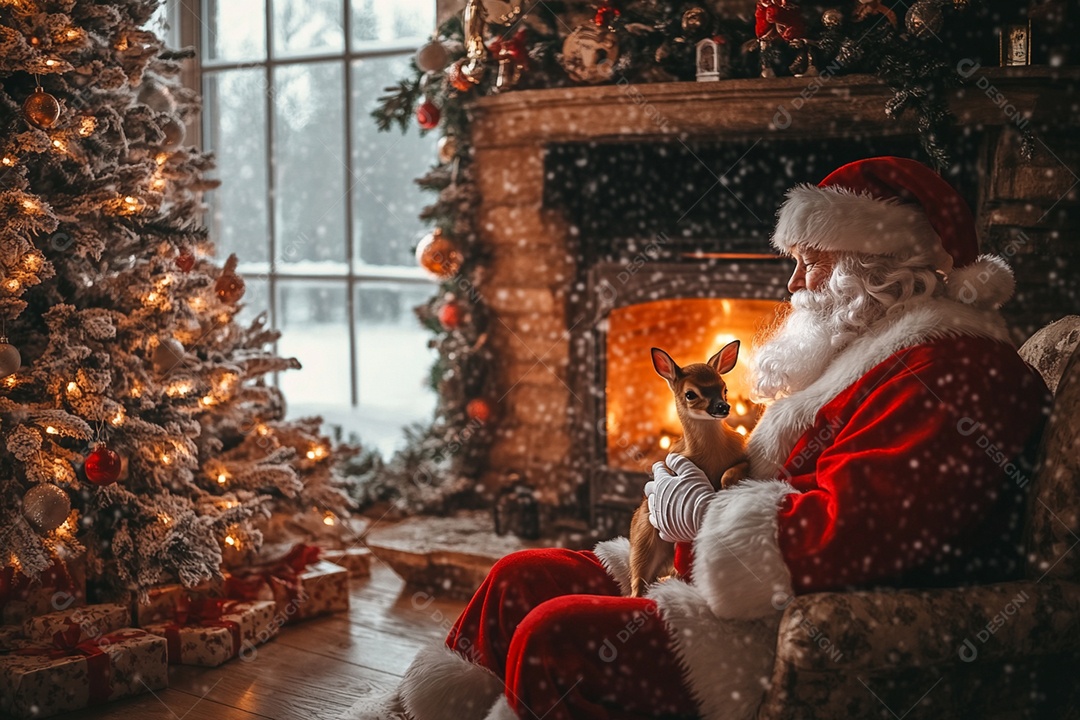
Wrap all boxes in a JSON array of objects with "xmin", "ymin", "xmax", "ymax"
[{"xmin": 393, "ymin": 289, "xmax": 1049, "ymax": 720}]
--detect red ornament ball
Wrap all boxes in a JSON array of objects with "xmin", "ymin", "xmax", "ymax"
[
  {"xmin": 176, "ymin": 250, "xmax": 195, "ymax": 273},
  {"xmin": 416, "ymin": 101, "xmax": 441, "ymax": 130},
  {"xmin": 215, "ymin": 272, "xmax": 246, "ymax": 303},
  {"xmin": 466, "ymin": 398, "xmax": 492, "ymax": 424},
  {"xmin": 85, "ymin": 444, "xmax": 123, "ymax": 486},
  {"xmin": 438, "ymin": 301, "xmax": 462, "ymax": 330}
]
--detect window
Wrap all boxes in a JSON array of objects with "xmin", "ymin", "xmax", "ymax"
[{"xmin": 179, "ymin": 0, "xmax": 439, "ymax": 454}]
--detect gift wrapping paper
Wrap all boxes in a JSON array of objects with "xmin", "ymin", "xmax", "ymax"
[
  {"xmin": 289, "ymin": 560, "xmax": 350, "ymax": 621},
  {"xmin": 321, "ymin": 547, "xmax": 372, "ymax": 578},
  {"xmin": 23, "ymin": 603, "xmax": 130, "ymax": 645},
  {"xmin": 0, "ymin": 628, "xmax": 168, "ymax": 719},
  {"xmin": 142, "ymin": 599, "xmax": 278, "ymax": 666}
]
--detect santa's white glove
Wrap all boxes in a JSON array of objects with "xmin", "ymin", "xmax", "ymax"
[{"xmin": 644, "ymin": 453, "xmax": 717, "ymax": 543}]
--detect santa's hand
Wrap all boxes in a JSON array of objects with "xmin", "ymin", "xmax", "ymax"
[{"xmin": 645, "ymin": 453, "xmax": 716, "ymax": 543}]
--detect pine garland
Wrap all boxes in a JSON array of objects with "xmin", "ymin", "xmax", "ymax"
[{"xmin": 363, "ymin": 0, "xmax": 1005, "ymax": 510}]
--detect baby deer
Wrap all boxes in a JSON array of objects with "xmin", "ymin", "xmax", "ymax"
[{"xmin": 627, "ymin": 341, "xmax": 749, "ymax": 598}]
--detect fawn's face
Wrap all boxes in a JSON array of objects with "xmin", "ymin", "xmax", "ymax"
[{"xmin": 651, "ymin": 341, "xmax": 740, "ymax": 422}]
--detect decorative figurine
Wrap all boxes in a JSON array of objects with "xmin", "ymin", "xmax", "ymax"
[{"xmin": 695, "ymin": 36, "xmax": 730, "ymax": 81}]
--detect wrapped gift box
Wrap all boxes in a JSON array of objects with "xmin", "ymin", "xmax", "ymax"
[
  {"xmin": 23, "ymin": 603, "xmax": 130, "ymax": 645},
  {"xmin": 0, "ymin": 627, "xmax": 167, "ymax": 719},
  {"xmin": 225, "ymin": 545, "xmax": 349, "ymax": 624},
  {"xmin": 287, "ymin": 560, "xmax": 350, "ymax": 622},
  {"xmin": 321, "ymin": 547, "xmax": 372, "ymax": 578},
  {"xmin": 1, "ymin": 556, "xmax": 87, "ymax": 625},
  {"xmin": 131, "ymin": 583, "xmax": 187, "ymax": 627},
  {"xmin": 143, "ymin": 598, "xmax": 278, "ymax": 667}
]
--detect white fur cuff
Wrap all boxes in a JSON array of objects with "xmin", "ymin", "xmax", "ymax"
[
  {"xmin": 400, "ymin": 644, "xmax": 503, "ymax": 720},
  {"xmin": 593, "ymin": 536, "xmax": 632, "ymax": 596},
  {"xmin": 482, "ymin": 696, "xmax": 517, "ymax": 720},
  {"xmin": 693, "ymin": 480, "xmax": 797, "ymax": 621}
]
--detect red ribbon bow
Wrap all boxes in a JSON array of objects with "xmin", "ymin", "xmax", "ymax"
[
  {"xmin": 160, "ymin": 596, "xmax": 243, "ymax": 665},
  {"xmin": 14, "ymin": 627, "xmax": 148, "ymax": 704},
  {"xmin": 225, "ymin": 543, "xmax": 320, "ymax": 606}
]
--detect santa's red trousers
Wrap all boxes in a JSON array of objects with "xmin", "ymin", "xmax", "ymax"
[{"xmin": 446, "ymin": 548, "xmax": 699, "ymax": 720}]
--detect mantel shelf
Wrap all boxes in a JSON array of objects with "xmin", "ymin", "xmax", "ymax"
[{"xmin": 469, "ymin": 67, "xmax": 1079, "ymax": 149}]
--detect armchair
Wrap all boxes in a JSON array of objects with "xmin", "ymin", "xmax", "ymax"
[{"xmin": 757, "ymin": 317, "xmax": 1080, "ymax": 720}]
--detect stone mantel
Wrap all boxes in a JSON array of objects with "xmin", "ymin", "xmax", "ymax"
[
  {"xmin": 465, "ymin": 65, "xmax": 1080, "ymax": 522},
  {"xmin": 469, "ymin": 68, "xmax": 1079, "ymax": 149}
]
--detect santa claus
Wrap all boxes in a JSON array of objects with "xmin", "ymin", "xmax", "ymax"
[{"xmin": 351, "ymin": 157, "xmax": 1050, "ymax": 720}]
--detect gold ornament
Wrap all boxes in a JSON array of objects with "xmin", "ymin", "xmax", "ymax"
[
  {"xmin": 822, "ymin": 8, "xmax": 844, "ymax": 27},
  {"xmin": 23, "ymin": 483, "xmax": 71, "ymax": 533},
  {"xmin": 0, "ymin": 336, "xmax": 20, "ymax": 378},
  {"xmin": 23, "ymin": 86, "xmax": 61, "ymax": 129},
  {"xmin": 681, "ymin": 7, "xmax": 710, "ymax": 41},
  {"xmin": 437, "ymin": 135, "xmax": 458, "ymax": 164},
  {"xmin": 561, "ymin": 25, "xmax": 620, "ymax": 84},
  {"xmin": 905, "ymin": 0, "xmax": 945, "ymax": 39},
  {"xmin": 461, "ymin": 0, "xmax": 489, "ymax": 85},
  {"xmin": 416, "ymin": 229, "xmax": 463, "ymax": 278}
]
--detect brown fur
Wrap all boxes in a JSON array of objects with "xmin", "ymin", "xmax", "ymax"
[{"xmin": 628, "ymin": 345, "xmax": 749, "ymax": 598}]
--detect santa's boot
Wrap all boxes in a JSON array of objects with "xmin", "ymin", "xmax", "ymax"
[{"xmin": 344, "ymin": 644, "xmax": 502, "ymax": 720}]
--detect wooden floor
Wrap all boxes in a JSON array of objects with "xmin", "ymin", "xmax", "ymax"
[{"xmin": 54, "ymin": 564, "xmax": 467, "ymax": 720}]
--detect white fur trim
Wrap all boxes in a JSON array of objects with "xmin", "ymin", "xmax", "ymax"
[
  {"xmin": 692, "ymin": 480, "xmax": 796, "ymax": 621},
  {"xmin": 947, "ymin": 254, "xmax": 1015, "ymax": 308},
  {"xmin": 747, "ymin": 294, "xmax": 1012, "ymax": 477},
  {"xmin": 400, "ymin": 644, "xmax": 502, "ymax": 720},
  {"xmin": 648, "ymin": 579, "xmax": 781, "ymax": 720},
  {"xmin": 773, "ymin": 185, "xmax": 954, "ymax": 271},
  {"xmin": 592, "ymin": 536, "xmax": 632, "ymax": 596},
  {"xmin": 339, "ymin": 689, "xmax": 409, "ymax": 720},
  {"xmin": 481, "ymin": 696, "xmax": 516, "ymax": 720}
]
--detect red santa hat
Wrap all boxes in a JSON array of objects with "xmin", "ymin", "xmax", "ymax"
[{"xmin": 772, "ymin": 156, "xmax": 1014, "ymax": 307}]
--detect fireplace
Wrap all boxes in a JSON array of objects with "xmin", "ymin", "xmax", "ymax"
[
  {"xmin": 467, "ymin": 70, "xmax": 1078, "ymax": 537},
  {"xmin": 581, "ymin": 258, "xmax": 788, "ymax": 535}
]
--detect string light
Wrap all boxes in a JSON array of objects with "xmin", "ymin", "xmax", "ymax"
[
  {"xmin": 322, "ymin": 511, "xmax": 336, "ymax": 526},
  {"xmin": 306, "ymin": 445, "xmax": 328, "ymax": 461},
  {"xmin": 45, "ymin": 426, "xmax": 59, "ymax": 435},
  {"xmin": 65, "ymin": 381, "xmax": 79, "ymax": 394},
  {"xmin": 166, "ymin": 381, "xmax": 193, "ymax": 398},
  {"xmin": 20, "ymin": 198, "xmax": 39, "ymax": 213},
  {"xmin": 735, "ymin": 425, "xmax": 748, "ymax": 436},
  {"xmin": 78, "ymin": 116, "xmax": 96, "ymax": 136},
  {"xmin": 201, "ymin": 395, "xmax": 215, "ymax": 406},
  {"xmin": 161, "ymin": 453, "xmax": 172, "ymax": 465},
  {"xmin": 51, "ymin": 138, "xmax": 66, "ymax": 152},
  {"xmin": 110, "ymin": 408, "xmax": 125, "ymax": 426},
  {"xmin": 224, "ymin": 534, "xmax": 236, "ymax": 546},
  {"xmin": 22, "ymin": 254, "xmax": 43, "ymax": 271},
  {"xmin": 2, "ymin": 156, "xmax": 14, "ymax": 166},
  {"xmin": 735, "ymin": 402, "xmax": 748, "ymax": 416},
  {"xmin": 658, "ymin": 432, "xmax": 673, "ymax": 451},
  {"xmin": 5, "ymin": 375, "xmax": 17, "ymax": 388},
  {"xmin": 216, "ymin": 472, "xmax": 228, "ymax": 485},
  {"xmin": 158, "ymin": 513, "xmax": 172, "ymax": 526},
  {"xmin": 44, "ymin": 58, "xmax": 58, "ymax": 67},
  {"xmin": 5, "ymin": 278, "xmax": 22, "ymax": 293},
  {"xmin": 129, "ymin": 381, "xmax": 143, "ymax": 398}
]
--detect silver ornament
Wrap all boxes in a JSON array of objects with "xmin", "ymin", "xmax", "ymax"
[
  {"xmin": 160, "ymin": 116, "xmax": 186, "ymax": 149},
  {"xmin": 23, "ymin": 484, "xmax": 71, "ymax": 533},
  {"xmin": 416, "ymin": 40, "xmax": 450, "ymax": 73},
  {"xmin": 152, "ymin": 337, "xmax": 185, "ymax": 374},
  {"xmin": 437, "ymin": 135, "xmax": 458, "ymax": 164},
  {"xmin": 0, "ymin": 338, "xmax": 21, "ymax": 378},
  {"xmin": 906, "ymin": 0, "xmax": 945, "ymax": 39}
]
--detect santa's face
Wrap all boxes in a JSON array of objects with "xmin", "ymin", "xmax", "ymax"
[{"xmin": 787, "ymin": 245, "xmax": 837, "ymax": 293}]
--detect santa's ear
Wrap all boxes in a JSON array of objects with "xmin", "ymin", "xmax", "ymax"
[
  {"xmin": 708, "ymin": 340, "xmax": 740, "ymax": 375},
  {"xmin": 651, "ymin": 348, "xmax": 680, "ymax": 383}
]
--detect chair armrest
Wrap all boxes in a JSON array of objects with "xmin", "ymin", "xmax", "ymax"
[{"xmin": 775, "ymin": 579, "xmax": 1080, "ymax": 672}]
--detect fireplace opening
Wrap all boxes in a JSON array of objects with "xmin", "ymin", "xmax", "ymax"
[{"xmin": 605, "ymin": 297, "xmax": 783, "ymax": 473}]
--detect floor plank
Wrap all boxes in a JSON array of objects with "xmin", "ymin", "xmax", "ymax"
[{"xmin": 11, "ymin": 564, "xmax": 466, "ymax": 720}]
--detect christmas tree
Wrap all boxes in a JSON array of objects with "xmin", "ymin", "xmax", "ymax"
[{"xmin": 0, "ymin": 0, "xmax": 350, "ymax": 596}]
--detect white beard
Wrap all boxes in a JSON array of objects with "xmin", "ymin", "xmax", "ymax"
[{"xmin": 751, "ymin": 287, "xmax": 880, "ymax": 402}]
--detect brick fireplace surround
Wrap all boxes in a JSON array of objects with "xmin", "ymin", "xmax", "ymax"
[{"xmin": 465, "ymin": 69, "xmax": 1079, "ymax": 530}]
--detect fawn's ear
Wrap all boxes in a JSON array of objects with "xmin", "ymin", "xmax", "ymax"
[
  {"xmin": 708, "ymin": 340, "xmax": 740, "ymax": 375},
  {"xmin": 651, "ymin": 348, "xmax": 680, "ymax": 383}
]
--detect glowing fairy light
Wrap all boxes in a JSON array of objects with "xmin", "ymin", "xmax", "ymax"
[
  {"xmin": 217, "ymin": 472, "xmax": 228, "ymax": 485},
  {"xmin": 322, "ymin": 511, "xmax": 336, "ymax": 526},
  {"xmin": 45, "ymin": 426, "xmax": 58, "ymax": 434}
]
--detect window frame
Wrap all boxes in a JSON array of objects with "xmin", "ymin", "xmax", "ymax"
[{"xmin": 175, "ymin": 0, "xmax": 436, "ymax": 409}]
